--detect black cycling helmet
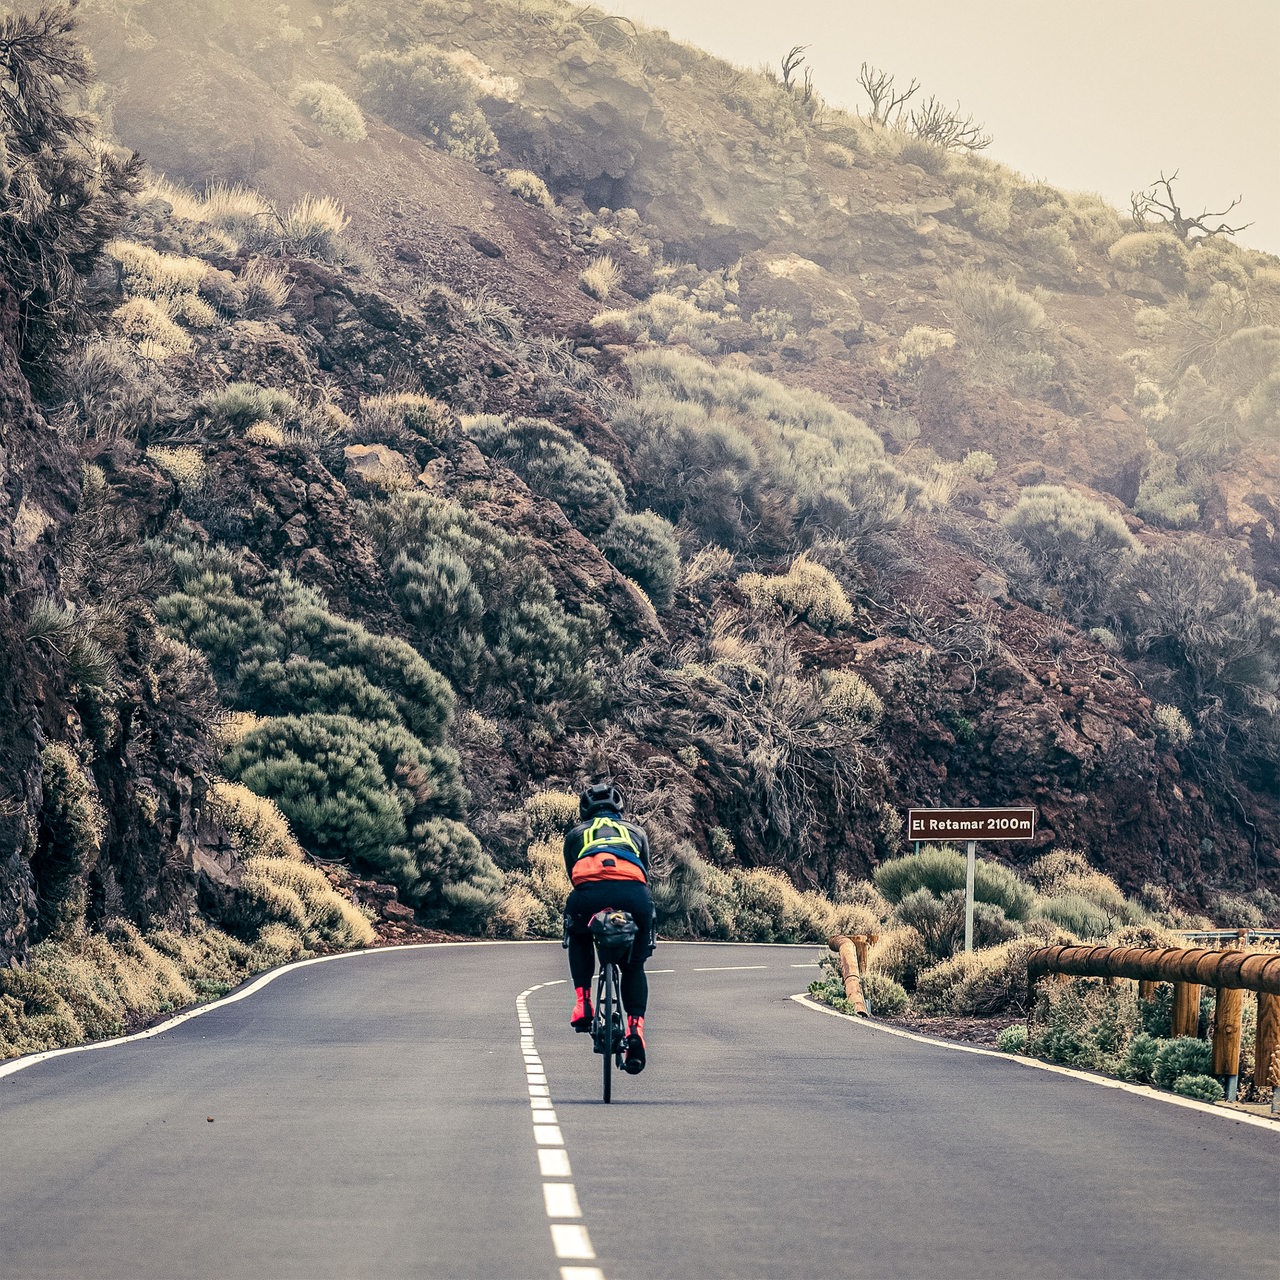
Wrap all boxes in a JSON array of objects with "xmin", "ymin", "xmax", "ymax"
[{"xmin": 579, "ymin": 781, "xmax": 625, "ymax": 818}]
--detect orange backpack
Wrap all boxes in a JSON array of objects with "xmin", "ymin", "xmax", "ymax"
[{"xmin": 570, "ymin": 817, "xmax": 647, "ymax": 886}]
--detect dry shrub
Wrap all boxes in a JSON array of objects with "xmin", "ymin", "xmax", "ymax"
[
  {"xmin": 738, "ymin": 554, "xmax": 854, "ymax": 630},
  {"xmin": 820, "ymin": 669, "xmax": 883, "ymax": 729},
  {"xmin": 913, "ymin": 937, "xmax": 1043, "ymax": 1015},
  {"xmin": 208, "ymin": 780, "xmax": 304, "ymax": 861},
  {"xmin": 524, "ymin": 791, "xmax": 579, "ymax": 840},
  {"xmin": 869, "ymin": 925, "xmax": 927, "ymax": 988},
  {"xmin": 240, "ymin": 857, "xmax": 374, "ymax": 948}
]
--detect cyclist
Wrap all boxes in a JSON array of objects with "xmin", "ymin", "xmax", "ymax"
[{"xmin": 563, "ymin": 781, "xmax": 655, "ymax": 1074}]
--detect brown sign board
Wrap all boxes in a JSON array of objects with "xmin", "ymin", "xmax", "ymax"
[{"xmin": 907, "ymin": 808, "xmax": 1037, "ymax": 842}]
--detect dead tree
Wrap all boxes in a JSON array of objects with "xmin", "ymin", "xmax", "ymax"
[
  {"xmin": 858, "ymin": 62, "xmax": 918, "ymax": 125},
  {"xmin": 908, "ymin": 96, "xmax": 992, "ymax": 152},
  {"xmin": 1130, "ymin": 171, "xmax": 1251, "ymax": 242}
]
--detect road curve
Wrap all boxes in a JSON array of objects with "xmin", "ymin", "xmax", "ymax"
[{"xmin": 1, "ymin": 941, "xmax": 1274, "ymax": 1280}]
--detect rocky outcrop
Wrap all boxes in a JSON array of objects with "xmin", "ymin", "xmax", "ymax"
[{"xmin": 0, "ymin": 280, "xmax": 79, "ymax": 965}]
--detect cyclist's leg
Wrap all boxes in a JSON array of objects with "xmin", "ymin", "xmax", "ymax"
[
  {"xmin": 619, "ymin": 885, "xmax": 654, "ymax": 1073},
  {"xmin": 564, "ymin": 886, "xmax": 596, "ymax": 1029}
]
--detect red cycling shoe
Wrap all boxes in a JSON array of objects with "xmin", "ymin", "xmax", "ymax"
[{"xmin": 570, "ymin": 986, "xmax": 593, "ymax": 1032}]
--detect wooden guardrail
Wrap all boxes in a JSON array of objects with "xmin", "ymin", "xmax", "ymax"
[
  {"xmin": 828, "ymin": 935, "xmax": 876, "ymax": 1017},
  {"xmin": 1027, "ymin": 943, "xmax": 1280, "ymax": 1101}
]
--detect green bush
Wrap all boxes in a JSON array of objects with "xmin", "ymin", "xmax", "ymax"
[
  {"xmin": 358, "ymin": 44, "xmax": 497, "ymax": 161},
  {"xmin": 996, "ymin": 1024, "xmax": 1027, "ymax": 1053},
  {"xmin": 1114, "ymin": 536, "xmax": 1279, "ymax": 713},
  {"xmin": 361, "ymin": 493, "xmax": 602, "ymax": 720},
  {"xmin": 1003, "ymin": 483, "xmax": 1139, "ymax": 621},
  {"xmin": 222, "ymin": 713, "xmax": 467, "ymax": 898},
  {"xmin": 1109, "ymin": 232, "xmax": 1189, "ymax": 293},
  {"xmin": 465, "ymin": 416, "xmax": 625, "ymax": 535},
  {"xmin": 1153, "ymin": 1036, "xmax": 1213, "ymax": 1089},
  {"xmin": 202, "ymin": 382, "xmax": 298, "ymax": 433},
  {"xmin": 289, "ymin": 80, "xmax": 367, "ymax": 141},
  {"xmin": 411, "ymin": 817, "xmax": 504, "ymax": 929},
  {"xmin": 943, "ymin": 270, "xmax": 1052, "ymax": 390},
  {"xmin": 1027, "ymin": 977, "xmax": 1141, "ymax": 1071},
  {"xmin": 234, "ymin": 656, "xmax": 402, "ymax": 727},
  {"xmin": 894, "ymin": 889, "xmax": 1020, "ymax": 962},
  {"xmin": 600, "ymin": 511, "xmax": 681, "ymax": 608},
  {"xmin": 614, "ymin": 349, "xmax": 910, "ymax": 551},
  {"xmin": 874, "ymin": 845, "xmax": 1035, "ymax": 919},
  {"xmin": 1036, "ymin": 893, "xmax": 1113, "ymax": 939},
  {"xmin": 1171, "ymin": 1073, "xmax": 1224, "ymax": 1102},
  {"xmin": 1119, "ymin": 1031, "xmax": 1161, "ymax": 1083},
  {"xmin": 861, "ymin": 970, "xmax": 909, "ymax": 1017}
]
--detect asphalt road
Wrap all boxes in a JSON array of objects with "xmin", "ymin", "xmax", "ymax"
[{"xmin": 1, "ymin": 941, "xmax": 1275, "ymax": 1280}]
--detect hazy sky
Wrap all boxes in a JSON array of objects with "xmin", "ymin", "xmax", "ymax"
[{"xmin": 608, "ymin": 0, "xmax": 1280, "ymax": 257}]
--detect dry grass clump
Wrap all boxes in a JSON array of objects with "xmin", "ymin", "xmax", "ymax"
[
  {"xmin": 579, "ymin": 254, "xmax": 623, "ymax": 301},
  {"xmin": 240, "ymin": 258, "xmax": 292, "ymax": 317},
  {"xmin": 892, "ymin": 324, "xmax": 956, "ymax": 379},
  {"xmin": 523, "ymin": 790, "xmax": 579, "ymax": 840},
  {"xmin": 738, "ymin": 554, "xmax": 854, "ymax": 630},
  {"xmin": 359, "ymin": 392, "xmax": 452, "ymax": 445},
  {"xmin": 245, "ymin": 421, "xmax": 286, "ymax": 447},
  {"xmin": 491, "ymin": 838, "xmax": 572, "ymax": 939},
  {"xmin": 869, "ymin": 925, "xmax": 928, "ymax": 989},
  {"xmin": 113, "ymin": 298, "xmax": 193, "ymax": 355},
  {"xmin": 820, "ymin": 668, "xmax": 883, "ymax": 729},
  {"xmin": 502, "ymin": 168, "xmax": 554, "ymax": 211},
  {"xmin": 146, "ymin": 446, "xmax": 207, "ymax": 493},
  {"xmin": 107, "ymin": 240, "xmax": 209, "ymax": 300}
]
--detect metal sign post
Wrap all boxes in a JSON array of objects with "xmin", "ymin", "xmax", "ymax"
[
  {"xmin": 906, "ymin": 808, "xmax": 1037, "ymax": 954},
  {"xmin": 964, "ymin": 840, "xmax": 977, "ymax": 954}
]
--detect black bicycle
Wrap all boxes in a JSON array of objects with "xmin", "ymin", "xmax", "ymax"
[{"xmin": 588, "ymin": 909, "xmax": 636, "ymax": 1103}]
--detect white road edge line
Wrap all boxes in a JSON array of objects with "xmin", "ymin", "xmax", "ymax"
[
  {"xmin": 790, "ymin": 993, "xmax": 1280, "ymax": 1134},
  {"xmin": 0, "ymin": 940, "xmax": 548, "ymax": 1082},
  {"xmin": 518, "ymin": 980, "xmax": 607, "ymax": 1280},
  {"xmin": 691, "ymin": 965, "xmax": 768, "ymax": 972}
]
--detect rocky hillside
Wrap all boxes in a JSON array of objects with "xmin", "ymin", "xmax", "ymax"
[{"xmin": 1, "ymin": 0, "xmax": 1277, "ymax": 1037}]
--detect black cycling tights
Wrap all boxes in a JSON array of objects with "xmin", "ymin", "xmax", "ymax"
[
  {"xmin": 565, "ymin": 880, "xmax": 654, "ymax": 1019},
  {"xmin": 568, "ymin": 934, "xmax": 647, "ymax": 1018}
]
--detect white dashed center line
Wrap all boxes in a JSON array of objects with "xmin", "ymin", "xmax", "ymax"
[{"xmin": 517, "ymin": 981, "xmax": 606, "ymax": 1280}]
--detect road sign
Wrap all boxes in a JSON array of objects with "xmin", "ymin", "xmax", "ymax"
[
  {"xmin": 905, "ymin": 807, "xmax": 1037, "ymax": 954},
  {"xmin": 906, "ymin": 807, "xmax": 1036, "ymax": 842}
]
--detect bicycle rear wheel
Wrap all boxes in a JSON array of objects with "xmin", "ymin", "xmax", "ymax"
[{"xmin": 601, "ymin": 964, "xmax": 613, "ymax": 1103}]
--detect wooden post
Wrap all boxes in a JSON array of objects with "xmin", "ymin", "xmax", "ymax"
[
  {"xmin": 828, "ymin": 936, "xmax": 869, "ymax": 1017},
  {"xmin": 1172, "ymin": 982, "xmax": 1201, "ymax": 1038},
  {"xmin": 851, "ymin": 935, "xmax": 870, "ymax": 974},
  {"xmin": 1137, "ymin": 980, "xmax": 1157, "ymax": 1002},
  {"xmin": 1255, "ymin": 992, "xmax": 1280, "ymax": 1091},
  {"xmin": 1211, "ymin": 986, "xmax": 1243, "ymax": 1099}
]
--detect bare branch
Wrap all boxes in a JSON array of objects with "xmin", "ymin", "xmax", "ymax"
[
  {"xmin": 1130, "ymin": 171, "xmax": 1252, "ymax": 242},
  {"xmin": 907, "ymin": 96, "xmax": 992, "ymax": 152},
  {"xmin": 858, "ymin": 62, "xmax": 918, "ymax": 125}
]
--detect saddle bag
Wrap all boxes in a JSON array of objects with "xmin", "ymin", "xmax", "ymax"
[{"xmin": 588, "ymin": 909, "xmax": 637, "ymax": 963}]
